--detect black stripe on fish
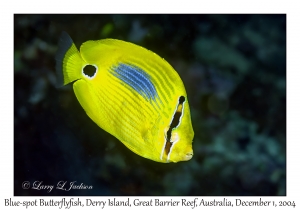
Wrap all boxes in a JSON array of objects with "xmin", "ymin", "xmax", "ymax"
[{"xmin": 164, "ymin": 96, "xmax": 185, "ymax": 156}]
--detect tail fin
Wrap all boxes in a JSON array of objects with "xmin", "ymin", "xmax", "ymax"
[{"xmin": 55, "ymin": 31, "xmax": 84, "ymax": 87}]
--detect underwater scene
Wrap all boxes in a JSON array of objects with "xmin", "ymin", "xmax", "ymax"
[{"xmin": 14, "ymin": 14, "xmax": 286, "ymax": 196}]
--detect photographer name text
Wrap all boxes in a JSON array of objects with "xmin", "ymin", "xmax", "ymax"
[{"xmin": 22, "ymin": 181, "xmax": 92, "ymax": 193}]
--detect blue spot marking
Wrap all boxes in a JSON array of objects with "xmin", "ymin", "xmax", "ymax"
[{"xmin": 111, "ymin": 63, "xmax": 159, "ymax": 104}]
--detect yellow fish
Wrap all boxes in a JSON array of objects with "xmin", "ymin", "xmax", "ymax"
[{"xmin": 55, "ymin": 32, "xmax": 194, "ymax": 163}]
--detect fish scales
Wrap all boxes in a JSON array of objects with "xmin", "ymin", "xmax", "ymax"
[
  {"xmin": 103, "ymin": 79, "xmax": 150, "ymax": 136},
  {"xmin": 93, "ymin": 82, "xmax": 141, "ymax": 140},
  {"xmin": 99, "ymin": 70, "xmax": 156, "ymax": 153},
  {"xmin": 108, "ymin": 67, "xmax": 157, "ymax": 127},
  {"xmin": 116, "ymin": 53, "xmax": 168, "ymax": 103},
  {"xmin": 108, "ymin": 73, "xmax": 155, "ymax": 118},
  {"xmin": 127, "ymin": 56, "xmax": 173, "ymax": 104},
  {"xmin": 110, "ymin": 64, "xmax": 161, "ymax": 114},
  {"xmin": 107, "ymin": 63, "xmax": 161, "ymax": 141},
  {"xmin": 110, "ymin": 46, "xmax": 174, "ymax": 108},
  {"xmin": 101, "ymin": 82, "xmax": 146, "ymax": 140}
]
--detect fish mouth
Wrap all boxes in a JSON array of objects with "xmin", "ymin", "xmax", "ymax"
[{"xmin": 184, "ymin": 152, "xmax": 193, "ymax": 161}]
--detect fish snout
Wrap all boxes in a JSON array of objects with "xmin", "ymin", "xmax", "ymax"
[{"xmin": 184, "ymin": 151, "xmax": 193, "ymax": 161}]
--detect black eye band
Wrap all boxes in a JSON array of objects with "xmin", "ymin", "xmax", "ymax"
[{"xmin": 164, "ymin": 96, "xmax": 185, "ymax": 155}]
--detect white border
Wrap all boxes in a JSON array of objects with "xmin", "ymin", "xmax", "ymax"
[{"xmin": 2, "ymin": 1, "xmax": 299, "ymax": 209}]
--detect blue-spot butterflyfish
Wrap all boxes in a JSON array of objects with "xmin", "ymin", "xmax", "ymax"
[{"xmin": 55, "ymin": 32, "xmax": 194, "ymax": 163}]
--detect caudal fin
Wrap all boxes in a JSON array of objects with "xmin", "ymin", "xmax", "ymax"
[{"xmin": 55, "ymin": 31, "xmax": 84, "ymax": 87}]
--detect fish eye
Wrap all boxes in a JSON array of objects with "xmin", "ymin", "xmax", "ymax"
[{"xmin": 83, "ymin": 64, "xmax": 97, "ymax": 79}]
